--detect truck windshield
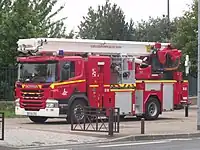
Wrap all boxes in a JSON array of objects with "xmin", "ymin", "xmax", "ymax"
[{"xmin": 18, "ymin": 62, "xmax": 57, "ymax": 83}]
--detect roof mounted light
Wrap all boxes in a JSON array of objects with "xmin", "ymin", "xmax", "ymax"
[{"xmin": 58, "ymin": 50, "xmax": 64, "ymax": 56}]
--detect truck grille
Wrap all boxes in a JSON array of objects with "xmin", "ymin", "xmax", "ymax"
[
  {"xmin": 21, "ymin": 89, "xmax": 44, "ymax": 99},
  {"xmin": 20, "ymin": 89, "xmax": 45, "ymax": 110}
]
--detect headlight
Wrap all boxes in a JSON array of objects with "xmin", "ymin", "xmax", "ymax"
[{"xmin": 46, "ymin": 99, "xmax": 58, "ymax": 108}]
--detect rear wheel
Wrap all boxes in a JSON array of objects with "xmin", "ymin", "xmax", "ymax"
[
  {"xmin": 29, "ymin": 116, "xmax": 48, "ymax": 124},
  {"xmin": 67, "ymin": 99, "xmax": 86, "ymax": 123},
  {"xmin": 145, "ymin": 97, "xmax": 160, "ymax": 120}
]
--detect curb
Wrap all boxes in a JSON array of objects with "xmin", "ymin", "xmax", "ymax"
[
  {"xmin": 11, "ymin": 132, "xmax": 200, "ymax": 149},
  {"xmin": 108, "ymin": 132, "xmax": 200, "ymax": 142}
]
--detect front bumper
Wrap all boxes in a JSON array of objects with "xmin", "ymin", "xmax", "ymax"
[
  {"xmin": 15, "ymin": 106, "xmax": 61, "ymax": 117},
  {"xmin": 15, "ymin": 98, "xmax": 67, "ymax": 118}
]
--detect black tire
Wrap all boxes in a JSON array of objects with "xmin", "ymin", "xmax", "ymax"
[
  {"xmin": 136, "ymin": 115, "xmax": 143, "ymax": 120},
  {"xmin": 29, "ymin": 116, "xmax": 48, "ymax": 124},
  {"xmin": 120, "ymin": 115, "xmax": 126, "ymax": 121},
  {"xmin": 144, "ymin": 97, "xmax": 160, "ymax": 120},
  {"xmin": 67, "ymin": 99, "xmax": 86, "ymax": 124}
]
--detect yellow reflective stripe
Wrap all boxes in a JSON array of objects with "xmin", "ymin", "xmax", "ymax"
[
  {"xmin": 104, "ymin": 85, "xmax": 110, "ymax": 87},
  {"xmin": 89, "ymin": 85, "xmax": 99, "ymax": 88},
  {"xmin": 110, "ymin": 89, "xmax": 135, "ymax": 92},
  {"xmin": 50, "ymin": 80, "xmax": 86, "ymax": 89},
  {"xmin": 110, "ymin": 83, "xmax": 136, "ymax": 89},
  {"xmin": 89, "ymin": 84, "xmax": 136, "ymax": 89},
  {"xmin": 23, "ymin": 92, "xmax": 40, "ymax": 94}
]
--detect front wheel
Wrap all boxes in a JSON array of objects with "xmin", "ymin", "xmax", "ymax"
[
  {"xmin": 145, "ymin": 97, "xmax": 160, "ymax": 120},
  {"xmin": 29, "ymin": 116, "xmax": 48, "ymax": 124},
  {"xmin": 68, "ymin": 100, "xmax": 86, "ymax": 123}
]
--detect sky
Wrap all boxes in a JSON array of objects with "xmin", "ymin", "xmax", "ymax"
[{"xmin": 52, "ymin": 0, "xmax": 194, "ymax": 33}]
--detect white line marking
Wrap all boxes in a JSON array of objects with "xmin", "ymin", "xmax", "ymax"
[
  {"xmin": 97, "ymin": 138, "xmax": 193, "ymax": 148},
  {"xmin": 97, "ymin": 140, "xmax": 170, "ymax": 148},
  {"xmin": 55, "ymin": 149, "xmax": 72, "ymax": 150},
  {"xmin": 167, "ymin": 138, "xmax": 192, "ymax": 141},
  {"xmin": 22, "ymin": 147, "xmax": 72, "ymax": 150}
]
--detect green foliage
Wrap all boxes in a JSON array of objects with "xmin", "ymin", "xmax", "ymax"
[
  {"xmin": 0, "ymin": 0, "xmax": 70, "ymax": 66},
  {"xmin": 171, "ymin": 0, "xmax": 198, "ymax": 77},
  {"xmin": 0, "ymin": 102, "xmax": 17, "ymax": 118},
  {"xmin": 78, "ymin": 0, "xmax": 134, "ymax": 40},
  {"xmin": 132, "ymin": 15, "xmax": 178, "ymax": 42}
]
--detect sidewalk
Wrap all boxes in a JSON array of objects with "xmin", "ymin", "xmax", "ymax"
[
  {"xmin": 0, "ymin": 106, "xmax": 199, "ymax": 148},
  {"xmin": 70, "ymin": 106, "xmax": 200, "ymax": 140},
  {"xmin": 119, "ymin": 106, "xmax": 198, "ymax": 136}
]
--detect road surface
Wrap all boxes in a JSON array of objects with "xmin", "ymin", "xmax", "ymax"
[{"xmin": 18, "ymin": 137, "xmax": 200, "ymax": 150}]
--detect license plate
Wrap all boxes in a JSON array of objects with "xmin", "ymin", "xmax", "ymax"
[{"xmin": 27, "ymin": 112, "xmax": 37, "ymax": 116}]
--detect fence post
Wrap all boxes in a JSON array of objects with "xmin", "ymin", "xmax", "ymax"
[
  {"xmin": 1, "ymin": 112, "xmax": 4, "ymax": 140},
  {"xmin": 108, "ymin": 108, "xmax": 114, "ymax": 136},
  {"xmin": 71, "ymin": 116, "xmax": 74, "ymax": 131}
]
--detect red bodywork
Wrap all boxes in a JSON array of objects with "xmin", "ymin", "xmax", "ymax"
[{"xmin": 15, "ymin": 44, "xmax": 189, "ymax": 118}]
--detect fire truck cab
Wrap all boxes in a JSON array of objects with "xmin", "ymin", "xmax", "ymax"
[{"xmin": 15, "ymin": 38, "xmax": 190, "ymax": 123}]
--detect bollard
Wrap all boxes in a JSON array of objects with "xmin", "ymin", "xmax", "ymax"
[
  {"xmin": 108, "ymin": 108, "xmax": 114, "ymax": 136},
  {"xmin": 141, "ymin": 118, "xmax": 145, "ymax": 134},
  {"xmin": 185, "ymin": 105, "xmax": 188, "ymax": 117}
]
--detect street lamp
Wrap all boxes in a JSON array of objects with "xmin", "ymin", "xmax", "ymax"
[
  {"xmin": 167, "ymin": 0, "xmax": 170, "ymax": 40},
  {"xmin": 197, "ymin": 0, "xmax": 200, "ymax": 130}
]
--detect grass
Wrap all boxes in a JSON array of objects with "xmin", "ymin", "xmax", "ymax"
[{"xmin": 0, "ymin": 101, "xmax": 18, "ymax": 118}]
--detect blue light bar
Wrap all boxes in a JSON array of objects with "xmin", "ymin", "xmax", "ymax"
[{"xmin": 58, "ymin": 50, "xmax": 64, "ymax": 56}]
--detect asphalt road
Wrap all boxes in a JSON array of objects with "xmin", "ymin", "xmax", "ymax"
[
  {"xmin": 0, "ymin": 146, "xmax": 18, "ymax": 150},
  {"xmin": 17, "ymin": 137, "xmax": 200, "ymax": 150}
]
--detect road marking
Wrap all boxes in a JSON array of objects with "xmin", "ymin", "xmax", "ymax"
[
  {"xmin": 167, "ymin": 138, "xmax": 192, "ymax": 141},
  {"xmin": 97, "ymin": 140, "xmax": 170, "ymax": 148},
  {"xmin": 54, "ymin": 148, "xmax": 72, "ymax": 150},
  {"xmin": 22, "ymin": 147, "xmax": 72, "ymax": 150},
  {"xmin": 97, "ymin": 138, "xmax": 193, "ymax": 148}
]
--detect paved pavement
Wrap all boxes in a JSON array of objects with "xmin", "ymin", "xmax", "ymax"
[
  {"xmin": 0, "ymin": 106, "xmax": 199, "ymax": 149},
  {"xmin": 18, "ymin": 137, "xmax": 200, "ymax": 150}
]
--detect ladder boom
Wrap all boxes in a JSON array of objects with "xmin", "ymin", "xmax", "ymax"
[{"xmin": 17, "ymin": 38, "xmax": 170, "ymax": 57}]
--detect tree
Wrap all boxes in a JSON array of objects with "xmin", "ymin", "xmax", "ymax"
[
  {"xmin": 171, "ymin": 0, "xmax": 197, "ymax": 77},
  {"xmin": 132, "ymin": 15, "xmax": 178, "ymax": 42},
  {"xmin": 78, "ymin": 0, "xmax": 134, "ymax": 40},
  {"xmin": 0, "ymin": 0, "xmax": 70, "ymax": 66}
]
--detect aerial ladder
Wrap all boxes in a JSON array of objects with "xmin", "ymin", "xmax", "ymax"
[{"xmin": 17, "ymin": 38, "xmax": 169, "ymax": 57}]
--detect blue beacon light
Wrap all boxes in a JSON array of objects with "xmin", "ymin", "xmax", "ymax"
[{"xmin": 58, "ymin": 50, "xmax": 64, "ymax": 56}]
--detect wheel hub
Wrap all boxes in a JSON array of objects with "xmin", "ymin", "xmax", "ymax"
[
  {"xmin": 148, "ymin": 102, "xmax": 158, "ymax": 117},
  {"xmin": 74, "ymin": 104, "xmax": 84, "ymax": 121}
]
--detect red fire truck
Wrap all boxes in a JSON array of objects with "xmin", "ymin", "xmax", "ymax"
[{"xmin": 14, "ymin": 38, "xmax": 190, "ymax": 123}]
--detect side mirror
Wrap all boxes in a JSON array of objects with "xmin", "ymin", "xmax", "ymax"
[{"xmin": 63, "ymin": 63, "xmax": 70, "ymax": 70}]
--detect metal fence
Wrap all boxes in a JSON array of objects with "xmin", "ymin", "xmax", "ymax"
[
  {"xmin": 0, "ymin": 112, "xmax": 4, "ymax": 140},
  {"xmin": 71, "ymin": 107, "xmax": 120, "ymax": 136},
  {"xmin": 188, "ymin": 75, "xmax": 197, "ymax": 97},
  {"xmin": 0, "ymin": 67, "xmax": 197, "ymax": 101},
  {"xmin": 0, "ymin": 67, "xmax": 17, "ymax": 101}
]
